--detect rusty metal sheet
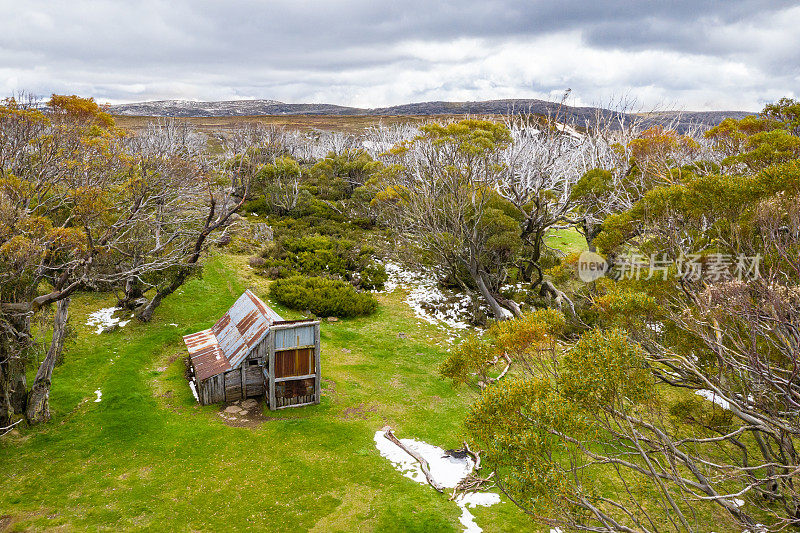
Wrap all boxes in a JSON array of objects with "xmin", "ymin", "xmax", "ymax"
[
  {"xmin": 211, "ymin": 313, "xmax": 231, "ymax": 336},
  {"xmin": 183, "ymin": 329, "xmax": 231, "ymax": 380},
  {"xmin": 246, "ymin": 290, "xmax": 284, "ymax": 322},
  {"xmin": 183, "ymin": 290, "xmax": 285, "ymax": 378},
  {"xmin": 235, "ymin": 310, "xmax": 260, "ymax": 336}
]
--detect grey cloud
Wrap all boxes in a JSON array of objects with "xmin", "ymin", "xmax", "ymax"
[{"xmin": 1, "ymin": 0, "xmax": 798, "ymax": 109}]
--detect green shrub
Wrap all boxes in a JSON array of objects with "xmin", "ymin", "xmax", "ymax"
[
  {"xmin": 258, "ymin": 229, "xmax": 386, "ymax": 290},
  {"xmin": 269, "ymin": 276, "xmax": 378, "ymax": 317},
  {"xmin": 359, "ymin": 263, "xmax": 388, "ymax": 290}
]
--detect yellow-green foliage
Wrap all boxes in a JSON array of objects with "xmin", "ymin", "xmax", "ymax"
[
  {"xmin": 311, "ymin": 149, "xmax": 382, "ymax": 197},
  {"xmin": 419, "ymin": 119, "xmax": 512, "ymax": 155},
  {"xmin": 464, "ymin": 327, "xmax": 652, "ymax": 519},
  {"xmin": 591, "ymin": 279, "xmax": 659, "ymax": 329},
  {"xmin": 595, "ymin": 161, "xmax": 800, "ymax": 254},
  {"xmin": 490, "ymin": 308, "xmax": 565, "ymax": 359},
  {"xmin": 560, "ymin": 328, "xmax": 653, "ymax": 408},
  {"xmin": 440, "ymin": 309, "xmax": 565, "ymax": 387},
  {"xmin": 438, "ymin": 334, "xmax": 497, "ymax": 386},
  {"xmin": 570, "ymin": 168, "xmax": 614, "ymax": 201},
  {"xmin": 545, "ymin": 252, "xmax": 580, "ymax": 284},
  {"xmin": 464, "ymin": 376, "xmax": 596, "ymax": 518}
]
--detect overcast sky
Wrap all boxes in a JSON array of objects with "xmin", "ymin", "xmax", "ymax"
[{"xmin": 2, "ymin": 1, "xmax": 798, "ymax": 111}]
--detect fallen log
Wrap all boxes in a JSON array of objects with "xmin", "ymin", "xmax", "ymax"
[{"xmin": 382, "ymin": 426, "xmax": 444, "ymax": 493}]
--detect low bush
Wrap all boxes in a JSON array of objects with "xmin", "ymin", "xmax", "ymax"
[
  {"xmin": 258, "ymin": 231, "xmax": 386, "ymax": 290},
  {"xmin": 269, "ymin": 276, "xmax": 378, "ymax": 318}
]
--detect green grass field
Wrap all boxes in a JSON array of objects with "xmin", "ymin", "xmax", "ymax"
[
  {"xmin": 544, "ymin": 228, "xmax": 588, "ymax": 254},
  {"xmin": 0, "ymin": 253, "xmax": 534, "ymax": 532}
]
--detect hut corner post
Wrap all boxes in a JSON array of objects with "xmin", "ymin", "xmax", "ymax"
[
  {"xmin": 314, "ymin": 322, "xmax": 321, "ymax": 405},
  {"xmin": 268, "ymin": 331, "xmax": 276, "ymax": 411}
]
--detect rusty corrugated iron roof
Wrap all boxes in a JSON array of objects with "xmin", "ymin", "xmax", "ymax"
[
  {"xmin": 183, "ymin": 290, "xmax": 284, "ymax": 380},
  {"xmin": 184, "ymin": 329, "xmax": 230, "ymax": 380}
]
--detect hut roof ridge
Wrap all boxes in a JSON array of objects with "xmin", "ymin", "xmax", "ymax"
[{"xmin": 183, "ymin": 290, "xmax": 284, "ymax": 379}]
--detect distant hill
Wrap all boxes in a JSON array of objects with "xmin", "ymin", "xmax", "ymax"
[
  {"xmin": 108, "ymin": 99, "xmax": 361, "ymax": 117},
  {"xmin": 108, "ymin": 98, "xmax": 754, "ymax": 131}
]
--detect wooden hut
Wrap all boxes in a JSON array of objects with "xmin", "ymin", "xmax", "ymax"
[{"xmin": 183, "ymin": 290, "xmax": 321, "ymax": 410}]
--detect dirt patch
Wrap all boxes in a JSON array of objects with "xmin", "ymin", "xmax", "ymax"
[
  {"xmin": 217, "ymin": 398, "xmax": 310, "ymax": 424},
  {"xmin": 217, "ymin": 398, "xmax": 272, "ymax": 428},
  {"xmin": 340, "ymin": 403, "xmax": 378, "ymax": 420},
  {"xmin": 0, "ymin": 516, "xmax": 12, "ymax": 532}
]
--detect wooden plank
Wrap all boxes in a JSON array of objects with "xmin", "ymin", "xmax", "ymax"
[
  {"xmin": 241, "ymin": 362, "xmax": 247, "ymax": 398},
  {"xmin": 225, "ymin": 370, "xmax": 242, "ymax": 402},
  {"xmin": 314, "ymin": 322, "xmax": 321, "ymax": 405},
  {"xmin": 274, "ymin": 373, "xmax": 317, "ymax": 383},
  {"xmin": 270, "ymin": 322, "xmax": 319, "ymax": 331},
  {"xmin": 268, "ymin": 332, "xmax": 276, "ymax": 411},
  {"xmin": 276, "ymin": 400, "xmax": 316, "ymax": 410},
  {"xmin": 213, "ymin": 374, "xmax": 225, "ymax": 404}
]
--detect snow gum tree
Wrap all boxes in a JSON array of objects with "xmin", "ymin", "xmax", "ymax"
[
  {"xmin": 444, "ymin": 98, "xmax": 800, "ymax": 532},
  {"xmin": 375, "ymin": 119, "xmax": 523, "ymax": 320},
  {"xmin": 0, "ymin": 97, "xmax": 241, "ymax": 427}
]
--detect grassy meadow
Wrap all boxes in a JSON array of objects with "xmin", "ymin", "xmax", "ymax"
[{"xmin": 0, "ymin": 253, "xmax": 532, "ymax": 532}]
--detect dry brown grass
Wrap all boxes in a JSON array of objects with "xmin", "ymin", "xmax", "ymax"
[{"xmin": 112, "ymin": 113, "xmax": 505, "ymax": 135}]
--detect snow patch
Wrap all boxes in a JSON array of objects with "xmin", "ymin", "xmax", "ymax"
[
  {"xmin": 555, "ymin": 122, "xmax": 584, "ymax": 139},
  {"xmin": 373, "ymin": 429, "xmax": 474, "ymax": 487},
  {"xmin": 374, "ymin": 429, "xmax": 501, "ymax": 533},
  {"xmin": 188, "ymin": 380, "xmax": 199, "ymax": 403},
  {"xmin": 695, "ymin": 389, "xmax": 731, "ymax": 410},
  {"xmin": 456, "ymin": 492, "xmax": 502, "ymax": 533},
  {"xmin": 94, "ymin": 389, "xmax": 102, "ymax": 403},
  {"xmin": 380, "ymin": 262, "xmax": 487, "ymax": 335},
  {"xmin": 85, "ymin": 307, "xmax": 130, "ymax": 334}
]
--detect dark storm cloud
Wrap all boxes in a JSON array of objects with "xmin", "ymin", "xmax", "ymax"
[{"xmin": 1, "ymin": 0, "xmax": 798, "ymax": 109}]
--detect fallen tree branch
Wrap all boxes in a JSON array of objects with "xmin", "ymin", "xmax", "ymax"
[
  {"xmin": 488, "ymin": 355, "xmax": 512, "ymax": 385},
  {"xmin": 450, "ymin": 472, "xmax": 495, "ymax": 501},
  {"xmin": 382, "ymin": 426, "xmax": 444, "ymax": 492},
  {"xmin": 540, "ymin": 280, "xmax": 577, "ymax": 317},
  {"xmin": 444, "ymin": 441, "xmax": 482, "ymax": 470},
  {"xmin": 464, "ymin": 441, "xmax": 481, "ymax": 470}
]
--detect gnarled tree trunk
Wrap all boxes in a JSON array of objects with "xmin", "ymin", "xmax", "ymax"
[
  {"xmin": 0, "ymin": 313, "xmax": 30, "ymax": 427},
  {"xmin": 0, "ymin": 353, "xmax": 11, "ymax": 428},
  {"xmin": 26, "ymin": 297, "xmax": 70, "ymax": 425},
  {"xmin": 466, "ymin": 260, "xmax": 513, "ymax": 321}
]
